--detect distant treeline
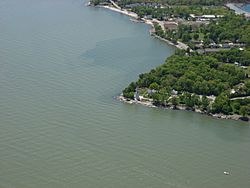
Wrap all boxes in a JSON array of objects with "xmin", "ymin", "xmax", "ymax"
[
  {"xmin": 132, "ymin": 5, "xmax": 231, "ymax": 19},
  {"xmin": 118, "ymin": 0, "xmax": 250, "ymax": 7}
]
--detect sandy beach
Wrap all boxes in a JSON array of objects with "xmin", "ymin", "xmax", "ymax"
[{"xmin": 102, "ymin": 5, "xmax": 139, "ymax": 19}]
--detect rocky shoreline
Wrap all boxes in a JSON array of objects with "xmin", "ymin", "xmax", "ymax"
[{"xmin": 117, "ymin": 95, "xmax": 249, "ymax": 122}]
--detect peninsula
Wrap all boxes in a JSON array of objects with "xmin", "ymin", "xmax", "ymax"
[{"xmin": 89, "ymin": 0, "xmax": 250, "ymax": 121}]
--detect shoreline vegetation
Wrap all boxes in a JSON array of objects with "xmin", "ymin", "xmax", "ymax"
[
  {"xmin": 117, "ymin": 95, "xmax": 245, "ymax": 121},
  {"xmin": 88, "ymin": 0, "xmax": 250, "ymax": 122}
]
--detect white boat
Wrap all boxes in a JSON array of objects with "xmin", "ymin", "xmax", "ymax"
[{"xmin": 224, "ymin": 171, "xmax": 230, "ymax": 175}]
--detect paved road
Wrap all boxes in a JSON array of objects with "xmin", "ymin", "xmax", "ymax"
[
  {"xmin": 230, "ymin": 96, "xmax": 250, "ymax": 100},
  {"xmin": 110, "ymin": 0, "xmax": 121, "ymax": 10}
]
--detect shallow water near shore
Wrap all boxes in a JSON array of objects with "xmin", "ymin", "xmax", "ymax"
[{"xmin": 0, "ymin": 0, "xmax": 250, "ymax": 187}]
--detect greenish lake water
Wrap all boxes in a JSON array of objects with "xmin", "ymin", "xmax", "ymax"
[{"xmin": 0, "ymin": 0, "xmax": 250, "ymax": 187}]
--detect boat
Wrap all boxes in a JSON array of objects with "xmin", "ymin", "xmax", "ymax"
[{"xmin": 224, "ymin": 171, "xmax": 230, "ymax": 175}]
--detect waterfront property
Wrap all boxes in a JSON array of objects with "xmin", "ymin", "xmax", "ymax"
[{"xmin": 90, "ymin": 0, "xmax": 250, "ymax": 120}]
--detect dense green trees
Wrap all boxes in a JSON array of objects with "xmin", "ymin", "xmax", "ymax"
[
  {"xmin": 123, "ymin": 82, "xmax": 136, "ymax": 99},
  {"xmin": 231, "ymin": 99, "xmax": 250, "ymax": 116},
  {"xmin": 211, "ymin": 49, "xmax": 250, "ymax": 66},
  {"xmin": 135, "ymin": 55, "xmax": 246, "ymax": 96},
  {"xmin": 193, "ymin": 33, "xmax": 199, "ymax": 41},
  {"xmin": 202, "ymin": 14, "xmax": 250, "ymax": 44},
  {"xmin": 201, "ymin": 96, "xmax": 210, "ymax": 111},
  {"xmin": 123, "ymin": 54, "xmax": 250, "ymax": 115},
  {"xmin": 212, "ymin": 94, "xmax": 232, "ymax": 114}
]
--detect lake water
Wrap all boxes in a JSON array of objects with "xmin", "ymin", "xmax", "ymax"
[
  {"xmin": 242, "ymin": 4, "xmax": 250, "ymax": 12},
  {"xmin": 0, "ymin": 0, "xmax": 250, "ymax": 187}
]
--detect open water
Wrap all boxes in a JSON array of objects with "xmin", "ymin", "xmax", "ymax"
[{"xmin": 0, "ymin": 0, "xmax": 250, "ymax": 187}]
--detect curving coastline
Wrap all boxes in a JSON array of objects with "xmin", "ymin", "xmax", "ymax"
[
  {"xmin": 87, "ymin": 2, "xmax": 188, "ymax": 50},
  {"xmin": 88, "ymin": 2, "xmax": 249, "ymax": 122}
]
